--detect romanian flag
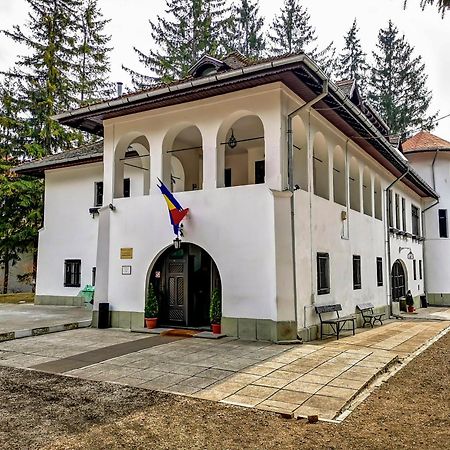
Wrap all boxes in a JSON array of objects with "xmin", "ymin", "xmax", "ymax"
[{"xmin": 157, "ymin": 179, "xmax": 189, "ymax": 235}]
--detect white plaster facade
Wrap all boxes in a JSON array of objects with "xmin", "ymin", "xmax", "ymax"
[{"xmin": 21, "ymin": 55, "xmax": 437, "ymax": 340}]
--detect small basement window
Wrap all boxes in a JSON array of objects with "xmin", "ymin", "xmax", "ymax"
[{"xmin": 64, "ymin": 259, "xmax": 81, "ymax": 287}]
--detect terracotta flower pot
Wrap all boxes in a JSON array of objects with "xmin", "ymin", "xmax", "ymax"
[
  {"xmin": 145, "ymin": 317, "xmax": 158, "ymax": 329},
  {"xmin": 211, "ymin": 323, "xmax": 221, "ymax": 334},
  {"xmin": 407, "ymin": 305, "xmax": 415, "ymax": 313}
]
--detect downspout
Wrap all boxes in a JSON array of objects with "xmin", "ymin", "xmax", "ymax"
[
  {"xmin": 287, "ymin": 79, "xmax": 329, "ymax": 339},
  {"xmin": 385, "ymin": 167, "xmax": 410, "ymax": 318}
]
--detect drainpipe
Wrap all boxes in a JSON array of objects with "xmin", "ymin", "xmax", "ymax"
[
  {"xmin": 287, "ymin": 79, "xmax": 329, "ymax": 339},
  {"xmin": 385, "ymin": 167, "xmax": 410, "ymax": 318}
]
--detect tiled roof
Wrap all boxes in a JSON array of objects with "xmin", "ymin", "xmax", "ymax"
[
  {"xmin": 403, "ymin": 131, "xmax": 450, "ymax": 153},
  {"xmin": 335, "ymin": 79, "xmax": 355, "ymax": 97},
  {"xmin": 14, "ymin": 140, "xmax": 103, "ymax": 176}
]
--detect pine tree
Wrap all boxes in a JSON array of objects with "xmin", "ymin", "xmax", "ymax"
[
  {"xmin": 368, "ymin": 21, "xmax": 436, "ymax": 135},
  {"xmin": 225, "ymin": 0, "xmax": 265, "ymax": 59},
  {"xmin": 76, "ymin": 0, "xmax": 114, "ymax": 106},
  {"xmin": 1, "ymin": 0, "xmax": 83, "ymax": 156},
  {"xmin": 404, "ymin": 0, "xmax": 450, "ymax": 16},
  {"xmin": 268, "ymin": 0, "xmax": 335, "ymax": 75},
  {"xmin": 0, "ymin": 80, "xmax": 42, "ymax": 293},
  {"xmin": 123, "ymin": 0, "xmax": 229, "ymax": 89},
  {"xmin": 336, "ymin": 19, "xmax": 368, "ymax": 89}
]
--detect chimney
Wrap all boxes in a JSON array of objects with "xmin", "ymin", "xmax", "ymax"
[{"xmin": 117, "ymin": 82, "xmax": 123, "ymax": 97}]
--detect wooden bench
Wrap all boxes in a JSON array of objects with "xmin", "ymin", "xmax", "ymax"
[
  {"xmin": 356, "ymin": 303, "xmax": 384, "ymax": 328},
  {"xmin": 315, "ymin": 304, "xmax": 356, "ymax": 340}
]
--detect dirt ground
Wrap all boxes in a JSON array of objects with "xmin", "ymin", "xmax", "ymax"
[{"xmin": 1, "ymin": 331, "xmax": 449, "ymax": 450}]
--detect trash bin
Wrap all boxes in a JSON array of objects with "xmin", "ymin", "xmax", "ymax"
[
  {"xmin": 98, "ymin": 302, "xmax": 110, "ymax": 329},
  {"xmin": 420, "ymin": 295, "xmax": 428, "ymax": 308},
  {"xmin": 79, "ymin": 284, "xmax": 95, "ymax": 305}
]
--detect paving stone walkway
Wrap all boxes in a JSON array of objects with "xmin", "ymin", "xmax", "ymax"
[{"xmin": 0, "ymin": 320, "xmax": 448, "ymax": 420}]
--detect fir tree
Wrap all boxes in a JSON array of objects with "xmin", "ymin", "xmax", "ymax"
[
  {"xmin": 123, "ymin": 0, "xmax": 229, "ymax": 88},
  {"xmin": 404, "ymin": 0, "xmax": 450, "ymax": 16},
  {"xmin": 225, "ymin": 0, "xmax": 265, "ymax": 59},
  {"xmin": 368, "ymin": 21, "xmax": 436, "ymax": 135},
  {"xmin": 76, "ymin": 0, "xmax": 114, "ymax": 106},
  {"xmin": 1, "ymin": 0, "xmax": 83, "ymax": 156},
  {"xmin": 336, "ymin": 19, "xmax": 368, "ymax": 89},
  {"xmin": 268, "ymin": 0, "xmax": 335, "ymax": 75}
]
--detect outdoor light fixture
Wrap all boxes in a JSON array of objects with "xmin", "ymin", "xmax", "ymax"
[
  {"xmin": 173, "ymin": 236, "xmax": 182, "ymax": 249},
  {"xmin": 399, "ymin": 246, "xmax": 415, "ymax": 260},
  {"xmin": 227, "ymin": 129, "xmax": 237, "ymax": 149}
]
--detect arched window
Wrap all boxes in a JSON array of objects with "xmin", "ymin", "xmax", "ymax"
[
  {"xmin": 292, "ymin": 116, "xmax": 308, "ymax": 191},
  {"xmin": 313, "ymin": 132, "xmax": 329, "ymax": 200},
  {"xmin": 349, "ymin": 157, "xmax": 361, "ymax": 212},
  {"xmin": 363, "ymin": 167, "xmax": 373, "ymax": 216},
  {"xmin": 374, "ymin": 176, "xmax": 382, "ymax": 220},
  {"xmin": 163, "ymin": 125, "xmax": 203, "ymax": 192},
  {"xmin": 114, "ymin": 135, "xmax": 150, "ymax": 199},
  {"xmin": 217, "ymin": 114, "xmax": 265, "ymax": 188},
  {"xmin": 333, "ymin": 145, "xmax": 346, "ymax": 206}
]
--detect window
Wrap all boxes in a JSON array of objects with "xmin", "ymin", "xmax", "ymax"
[
  {"xmin": 224, "ymin": 168, "xmax": 232, "ymax": 187},
  {"xmin": 254, "ymin": 160, "xmax": 265, "ymax": 184},
  {"xmin": 92, "ymin": 267, "xmax": 96, "ymax": 286},
  {"xmin": 413, "ymin": 259, "xmax": 417, "ymax": 280},
  {"xmin": 395, "ymin": 194, "xmax": 400, "ymax": 229},
  {"xmin": 401, "ymin": 198, "xmax": 406, "ymax": 231},
  {"xmin": 123, "ymin": 178, "xmax": 131, "ymax": 197},
  {"xmin": 438, "ymin": 209, "xmax": 448, "ymax": 238},
  {"xmin": 388, "ymin": 191, "xmax": 393, "ymax": 227},
  {"xmin": 376, "ymin": 257, "xmax": 383, "ymax": 286},
  {"xmin": 64, "ymin": 259, "xmax": 81, "ymax": 287},
  {"xmin": 317, "ymin": 253, "xmax": 330, "ymax": 295},
  {"xmin": 353, "ymin": 255, "xmax": 361, "ymax": 290},
  {"xmin": 411, "ymin": 205, "xmax": 420, "ymax": 236},
  {"xmin": 94, "ymin": 181, "xmax": 103, "ymax": 207},
  {"xmin": 419, "ymin": 260, "xmax": 423, "ymax": 280}
]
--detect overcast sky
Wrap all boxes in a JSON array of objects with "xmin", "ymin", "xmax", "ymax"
[{"xmin": 1, "ymin": 0, "xmax": 449, "ymax": 139}]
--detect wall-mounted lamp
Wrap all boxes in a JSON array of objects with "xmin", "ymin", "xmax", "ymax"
[
  {"xmin": 173, "ymin": 236, "xmax": 182, "ymax": 249},
  {"xmin": 109, "ymin": 203, "xmax": 116, "ymax": 211},
  {"xmin": 399, "ymin": 246, "xmax": 415, "ymax": 260}
]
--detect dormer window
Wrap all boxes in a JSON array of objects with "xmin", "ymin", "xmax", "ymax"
[
  {"xmin": 197, "ymin": 64, "xmax": 218, "ymax": 77},
  {"xmin": 188, "ymin": 54, "xmax": 226, "ymax": 79}
]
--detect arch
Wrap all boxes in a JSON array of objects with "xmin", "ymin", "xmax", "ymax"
[
  {"xmin": 374, "ymin": 176, "xmax": 382, "ymax": 220},
  {"xmin": 312, "ymin": 132, "xmax": 329, "ymax": 200},
  {"xmin": 146, "ymin": 242, "xmax": 222, "ymax": 328},
  {"xmin": 333, "ymin": 145, "xmax": 346, "ymax": 206},
  {"xmin": 292, "ymin": 116, "xmax": 308, "ymax": 191},
  {"xmin": 162, "ymin": 124, "xmax": 203, "ymax": 192},
  {"xmin": 391, "ymin": 259, "xmax": 407, "ymax": 302},
  {"xmin": 114, "ymin": 133, "xmax": 150, "ymax": 199},
  {"xmin": 349, "ymin": 157, "xmax": 361, "ymax": 212},
  {"xmin": 216, "ymin": 112, "xmax": 265, "ymax": 188},
  {"xmin": 363, "ymin": 167, "xmax": 373, "ymax": 216}
]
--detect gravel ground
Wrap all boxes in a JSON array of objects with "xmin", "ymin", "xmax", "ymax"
[{"xmin": 1, "ymin": 331, "xmax": 449, "ymax": 450}]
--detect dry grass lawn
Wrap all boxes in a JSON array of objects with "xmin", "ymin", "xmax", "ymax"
[{"xmin": 0, "ymin": 292, "xmax": 34, "ymax": 304}]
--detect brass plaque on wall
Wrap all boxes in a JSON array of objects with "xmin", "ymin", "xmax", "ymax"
[{"xmin": 120, "ymin": 248, "xmax": 133, "ymax": 259}]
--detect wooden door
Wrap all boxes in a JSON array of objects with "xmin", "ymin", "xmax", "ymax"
[{"xmin": 166, "ymin": 256, "xmax": 188, "ymax": 324}]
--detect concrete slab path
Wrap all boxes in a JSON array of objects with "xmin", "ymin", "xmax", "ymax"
[
  {"xmin": 0, "ymin": 304, "xmax": 92, "ymax": 335},
  {"xmin": 0, "ymin": 320, "xmax": 448, "ymax": 421}
]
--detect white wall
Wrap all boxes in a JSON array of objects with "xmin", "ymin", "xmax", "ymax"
[{"xmin": 36, "ymin": 163, "xmax": 102, "ymax": 296}]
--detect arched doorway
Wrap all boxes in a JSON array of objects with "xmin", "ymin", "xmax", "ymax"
[
  {"xmin": 391, "ymin": 259, "xmax": 407, "ymax": 301},
  {"xmin": 148, "ymin": 243, "xmax": 221, "ymax": 328}
]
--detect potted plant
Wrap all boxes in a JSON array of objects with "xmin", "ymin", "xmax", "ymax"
[
  {"xmin": 145, "ymin": 282, "xmax": 159, "ymax": 328},
  {"xmin": 405, "ymin": 290, "xmax": 415, "ymax": 313},
  {"xmin": 209, "ymin": 288, "xmax": 222, "ymax": 334}
]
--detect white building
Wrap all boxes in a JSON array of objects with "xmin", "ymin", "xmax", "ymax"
[
  {"xmin": 16, "ymin": 53, "xmax": 438, "ymax": 341},
  {"xmin": 403, "ymin": 131, "xmax": 450, "ymax": 306}
]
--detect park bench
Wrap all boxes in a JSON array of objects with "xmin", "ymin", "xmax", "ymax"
[
  {"xmin": 315, "ymin": 304, "xmax": 356, "ymax": 340},
  {"xmin": 356, "ymin": 302, "xmax": 384, "ymax": 328}
]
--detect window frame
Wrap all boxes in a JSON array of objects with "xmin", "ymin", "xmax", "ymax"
[
  {"xmin": 388, "ymin": 191, "xmax": 393, "ymax": 227},
  {"xmin": 94, "ymin": 181, "xmax": 103, "ymax": 207},
  {"xmin": 64, "ymin": 259, "xmax": 81, "ymax": 288},
  {"xmin": 401, "ymin": 197, "xmax": 406, "ymax": 231},
  {"xmin": 123, "ymin": 178, "xmax": 131, "ymax": 198},
  {"xmin": 411, "ymin": 205, "xmax": 420, "ymax": 236},
  {"xmin": 317, "ymin": 252, "xmax": 330, "ymax": 295},
  {"xmin": 395, "ymin": 194, "xmax": 400, "ymax": 229},
  {"xmin": 353, "ymin": 255, "xmax": 362, "ymax": 290},
  {"xmin": 419, "ymin": 260, "xmax": 423, "ymax": 280},
  {"xmin": 413, "ymin": 259, "xmax": 417, "ymax": 281},
  {"xmin": 376, "ymin": 257, "xmax": 383, "ymax": 287}
]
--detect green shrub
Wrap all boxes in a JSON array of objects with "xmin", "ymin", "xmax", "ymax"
[
  {"xmin": 209, "ymin": 288, "xmax": 221, "ymax": 324},
  {"xmin": 145, "ymin": 282, "xmax": 159, "ymax": 318}
]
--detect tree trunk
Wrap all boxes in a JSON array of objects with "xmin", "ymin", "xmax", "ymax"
[{"xmin": 2, "ymin": 256, "xmax": 9, "ymax": 294}]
